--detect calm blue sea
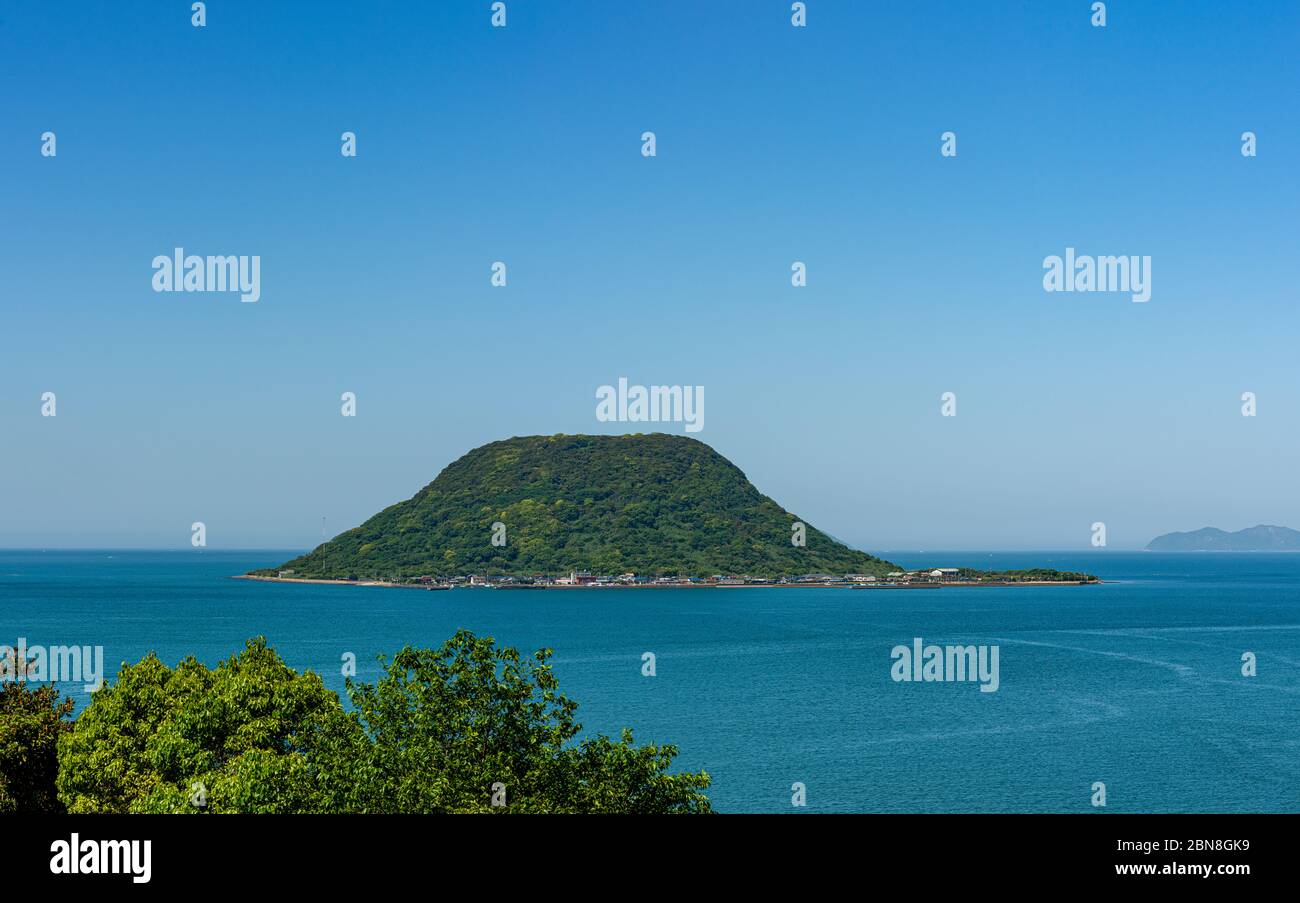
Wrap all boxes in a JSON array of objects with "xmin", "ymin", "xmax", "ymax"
[{"xmin": 2, "ymin": 549, "xmax": 1298, "ymax": 813}]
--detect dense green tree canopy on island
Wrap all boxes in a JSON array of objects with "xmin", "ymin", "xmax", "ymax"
[
  {"xmin": 261, "ymin": 433, "xmax": 899, "ymax": 579},
  {"xmin": 53, "ymin": 633, "xmax": 712, "ymax": 814}
]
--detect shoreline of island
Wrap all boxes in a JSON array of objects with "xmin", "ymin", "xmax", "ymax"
[{"xmin": 232, "ymin": 573, "xmax": 1100, "ymax": 590}]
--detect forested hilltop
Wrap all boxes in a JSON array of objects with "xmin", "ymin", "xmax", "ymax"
[{"xmin": 259, "ymin": 433, "xmax": 898, "ymax": 580}]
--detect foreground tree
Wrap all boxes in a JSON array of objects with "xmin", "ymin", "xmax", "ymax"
[
  {"xmin": 55, "ymin": 632, "xmax": 711, "ymax": 814},
  {"xmin": 56, "ymin": 638, "xmax": 359, "ymax": 813},
  {"xmin": 0, "ymin": 678, "xmax": 74, "ymax": 813},
  {"xmin": 344, "ymin": 630, "xmax": 711, "ymax": 813}
]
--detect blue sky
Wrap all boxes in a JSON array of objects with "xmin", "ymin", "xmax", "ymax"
[{"xmin": 2, "ymin": 1, "xmax": 1297, "ymax": 550}]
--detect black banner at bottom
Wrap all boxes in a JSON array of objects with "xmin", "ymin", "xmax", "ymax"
[{"xmin": 6, "ymin": 813, "xmax": 1281, "ymax": 889}]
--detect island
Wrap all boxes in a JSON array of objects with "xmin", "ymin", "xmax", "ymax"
[
  {"xmin": 1146, "ymin": 524, "xmax": 1300, "ymax": 551},
  {"xmin": 243, "ymin": 434, "xmax": 1097, "ymax": 588}
]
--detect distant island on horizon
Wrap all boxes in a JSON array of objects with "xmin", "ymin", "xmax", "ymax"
[
  {"xmin": 248, "ymin": 434, "xmax": 1095, "ymax": 587},
  {"xmin": 1147, "ymin": 524, "xmax": 1300, "ymax": 552}
]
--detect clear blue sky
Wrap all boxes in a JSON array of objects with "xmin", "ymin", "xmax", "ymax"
[{"xmin": 2, "ymin": 1, "xmax": 1297, "ymax": 551}]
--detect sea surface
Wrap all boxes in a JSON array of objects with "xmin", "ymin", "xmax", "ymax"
[{"xmin": 2, "ymin": 549, "xmax": 1298, "ymax": 813}]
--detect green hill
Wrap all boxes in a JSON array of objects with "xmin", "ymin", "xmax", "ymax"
[{"xmin": 260, "ymin": 433, "xmax": 897, "ymax": 579}]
